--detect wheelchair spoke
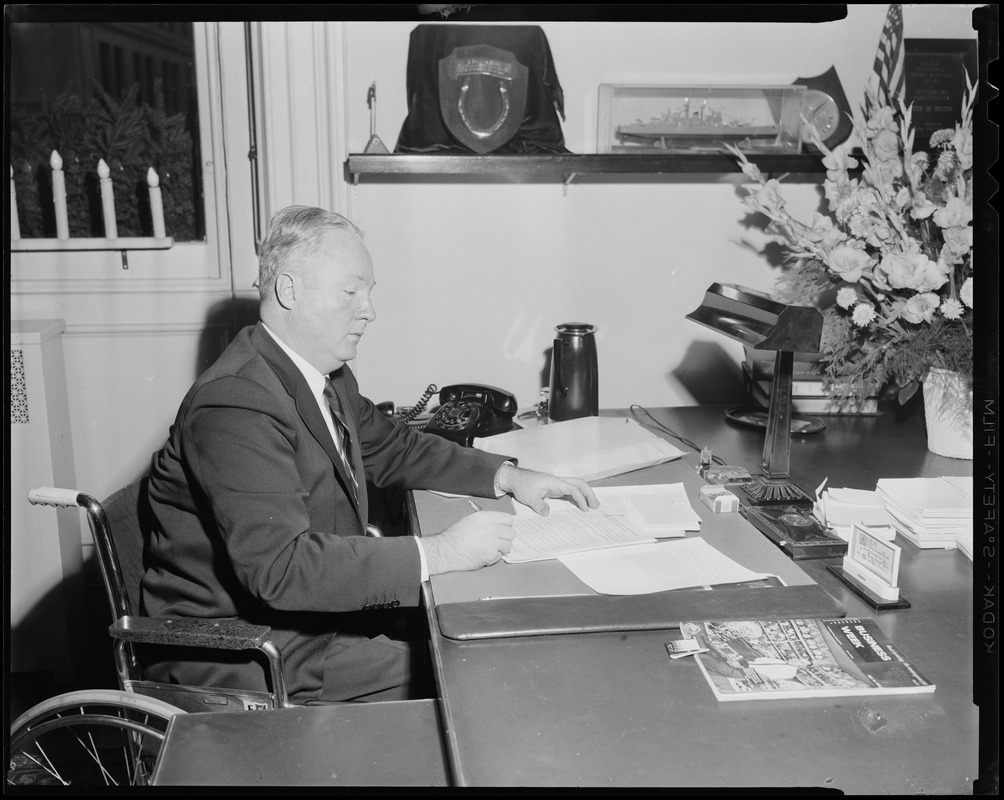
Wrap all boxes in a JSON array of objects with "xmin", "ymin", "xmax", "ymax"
[{"xmin": 8, "ymin": 690, "xmax": 184, "ymax": 787}]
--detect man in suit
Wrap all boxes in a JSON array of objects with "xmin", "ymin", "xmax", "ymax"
[{"xmin": 142, "ymin": 205, "xmax": 597, "ymax": 703}]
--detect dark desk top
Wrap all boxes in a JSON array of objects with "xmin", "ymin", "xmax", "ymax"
[
  {"xmin": 151, "ymin": 698, "xmax": 449, "ymax": 787},
  {"xmin": 417, "ymin": 404, "xmax": 981, "ymax": 791}
]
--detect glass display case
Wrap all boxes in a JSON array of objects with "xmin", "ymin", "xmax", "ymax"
[{"xmin": 598, "ymin": 84, "xmax": 807, "ymax": 154}]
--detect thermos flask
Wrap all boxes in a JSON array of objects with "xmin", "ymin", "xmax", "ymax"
[{"xmin": 548, "ymin": 323, "xmax": 599, "ymax": 422}]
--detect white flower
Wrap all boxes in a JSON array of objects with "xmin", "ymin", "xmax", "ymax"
[
  {"xmin": 836, "ymin": 287, "xmax": 859, "ymax": 308},
  {"xmin": 876, "ymin": 248, "xmax": 948, "ymax": 293},
  {"xmin": 910, "ymin": 191, "xmax": 938, "ymax": 221},
  {"xmin": 866, "ymin": 105, "xmax": 897, "ymax": 135},
  {"xmin": 822, "ymin": 147, "xmax": 859, "ymax": 181},
  {"xmin": 905, "ymin": 152, "xmax": 930, "ymax": 188},
  {"xmin": 940, "ymin": 226, "xmax": 973, "ymax": 265},
  {"xmin": 953, "ymin": 126, "xmax": 974, "ymax": 171},
  {"xmin": 851, "ymin": 303, "xmax": 877, "ymax": 326},
  {"xmin": 940, "ymin": 298, "xmax": 964, "ymax": 320},
  {"xmin": 826, "ymin": 245, "xmax": 872, "ymax": 283},
  {"xmin": 872, "ymin": 129, "xmax": 901, "ymax": 163},
  {"xmin": 960, "ymin": 277, "xmax": 973, "ymax": 308},
  {"xmin": 900, "ymin": 293, "xmax": 941, "ymax": 324},
  {"xmin": 933, "ymin": 196, "xmax": 973, "ymax": 229}
]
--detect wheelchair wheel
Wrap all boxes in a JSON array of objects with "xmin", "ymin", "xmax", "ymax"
[{"xmin": 7, "ymin": 689, "xmax": 185, "ymax": 787}]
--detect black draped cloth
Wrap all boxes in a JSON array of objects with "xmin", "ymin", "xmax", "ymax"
[{"xmin": 395, "ymin": 24, "xmax": 569, "ymax": 155}]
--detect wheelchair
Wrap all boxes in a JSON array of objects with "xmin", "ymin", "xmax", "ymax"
[{"xmin": 9, "ymin": 481, "xmax": 448, "ymax": 787}]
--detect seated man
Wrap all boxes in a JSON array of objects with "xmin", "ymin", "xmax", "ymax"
[{"xmin": 142, "ymin": 205, "xmax": 597, "ymax": 703}]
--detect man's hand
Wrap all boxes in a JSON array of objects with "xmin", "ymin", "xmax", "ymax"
[
  {"xmin": 423, "ymin": 511, "xmax": 515, "ymax": 576},
  {"xmin": 496, "ymin": 463, "xmax": 599, "ymax": 516}
]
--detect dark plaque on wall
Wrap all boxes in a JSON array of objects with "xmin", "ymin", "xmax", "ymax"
[{"xmin": 904, "ymin": 39, "xmax": 977, "ymax": 152}]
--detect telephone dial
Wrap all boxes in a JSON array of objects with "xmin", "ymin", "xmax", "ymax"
[{"xmin": 382, "ymin": 383, "xmax": 517, "ymax": 446}]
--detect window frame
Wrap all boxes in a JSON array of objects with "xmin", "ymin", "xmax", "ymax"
[{"xmin": 9, "ymin": 22, "xmax": 238, "ymax": 295}]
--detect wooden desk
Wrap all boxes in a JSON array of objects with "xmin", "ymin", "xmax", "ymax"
[{"xmin": 415, "ymin": 405, "xmax": 980, "ymax": 791}]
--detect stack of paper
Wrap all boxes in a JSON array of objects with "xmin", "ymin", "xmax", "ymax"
[
  {"xmin": 812, "ymin": 485, "xmax": 897, "ymax": 542},
  {"xmin": 956, "ymin": 531, "xmax": 974, "ymax": 562},
  {"xmin": 876, "ymin": 477, "xmax": 973, "ymax": 550},
  {"xmin": 474, "ymin": 415, "xmax": 686, "ymax": 481},
  {"xmin": 505, "ymin": 484, "xmax": 702, "ymax": 564}
]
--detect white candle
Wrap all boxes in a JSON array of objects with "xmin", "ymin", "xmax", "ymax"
[
  {"xmin": 50, "ymin": 150, "xmax": 68, "ymax": 240},
  {"xmin": 98, "ymin": 159, "xmax": 117, "ymax": 239},
  {"xmin": 10, "ymin": 165, "xmax": 20, "ymax": 241},
  {"xmin": 147, "ymin": 167, "xmax": 165, "ymax": 238}
]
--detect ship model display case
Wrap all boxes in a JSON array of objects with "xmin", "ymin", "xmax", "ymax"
[{"xmin": 598, "ymin": 84, "xmax": 807, "ymax": 154}]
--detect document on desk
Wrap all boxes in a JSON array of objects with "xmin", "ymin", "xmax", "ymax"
[
  {"xmin": 503, "ymin": 484, "xmax": 702, "ymax": 564},
  {"xmin": 474, "ymin": 416, "xmax": 686, "ymax": 481},
  {"xmin": 558, "ymin": 538, "xmax": 769, "ymax": 595}
]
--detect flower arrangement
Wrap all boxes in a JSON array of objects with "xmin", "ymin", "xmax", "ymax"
[{"xmin": 728, "ymin": 76, "xmax": 975, "ymax": 405}]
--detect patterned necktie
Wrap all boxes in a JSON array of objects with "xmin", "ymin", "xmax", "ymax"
[{"xmin": 322, "ymin": 378, "xmax": 359, "ymax": 504}]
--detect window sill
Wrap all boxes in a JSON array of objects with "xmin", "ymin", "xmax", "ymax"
[{"xmin": 11, "ymin": 236, "xmax": 174, "ymax": 252}]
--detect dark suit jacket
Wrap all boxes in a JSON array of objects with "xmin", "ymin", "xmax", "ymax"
[{"xmin": 142, "ymin": 323, "xmax": 509, "ymax": 701}]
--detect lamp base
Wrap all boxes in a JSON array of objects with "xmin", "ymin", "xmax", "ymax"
[
  {"xmin": 730, "ymin": 478, "xmax": 814, "ymax": 508},
  {"xmin": 740, "ymin": 504, "xmax": 848, "ymax": 560}
]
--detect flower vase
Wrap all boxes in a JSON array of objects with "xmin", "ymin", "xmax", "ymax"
[{"xmin": 922, "ymin": 368, "xmax": 973, "ymax": 460}]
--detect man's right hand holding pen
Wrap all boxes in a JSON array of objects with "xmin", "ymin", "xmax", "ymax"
[{"xmin": 424, "ymin": 465, "xmax": 598, "ymax": 576}]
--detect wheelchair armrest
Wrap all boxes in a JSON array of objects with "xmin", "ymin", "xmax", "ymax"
[{"xmin": 109, "ymin": 615, "xmax": 273, "ymax": 650}]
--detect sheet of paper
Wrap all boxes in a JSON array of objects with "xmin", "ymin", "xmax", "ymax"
[
  {"xmin": 558, "ymin": 537, "xmax": 768, "ymax": 595},
  {"xmin": 816, "ymin": 491, "xmax": 897, "ymax": 528},
  {"xmin": 474, "ymin": 416, "xmax": 686, "ymax": 481},
  {"xmin": 514, "ymin": 483, "xmax": 701, "ymax": 536},
  {"xmin": 877, "ymin": 477, "xmax": 973, "ymax": 518},
  {"xmin": 503, "ymin": 510, "xmax": 654, "ymax": 564}
]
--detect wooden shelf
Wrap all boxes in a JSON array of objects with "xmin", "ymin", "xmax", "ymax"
[{"xmin": 346, "ymin": 152, "xmax": 830, "ymax": 183}]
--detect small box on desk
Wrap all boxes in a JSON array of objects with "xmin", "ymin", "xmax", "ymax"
[{"xmin": 700, "ymin": 485, "xmax": 739, "ymax": 513}]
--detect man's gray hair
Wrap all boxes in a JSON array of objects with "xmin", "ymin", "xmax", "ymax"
[{"xmin": 257, "ymin": 206, "xmax": 363, "ymax": 300}]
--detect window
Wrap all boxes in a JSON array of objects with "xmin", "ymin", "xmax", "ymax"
[
  {"xmin": 9, "ymin": 21, "xmax": 204, "ymax": 242},
  {"xmin": 8, "ymin": 20, "xmax": 250, "ymax": 291}
]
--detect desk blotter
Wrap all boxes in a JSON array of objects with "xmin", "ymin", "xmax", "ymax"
[{"xmin": 436, "ymin": 582, "xmax": 845, "ymax": 640}]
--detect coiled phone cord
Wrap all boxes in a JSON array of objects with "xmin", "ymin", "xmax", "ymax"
[{"xmin": 400, "ymin": 384, "xmax": 438, "ymax": 426}]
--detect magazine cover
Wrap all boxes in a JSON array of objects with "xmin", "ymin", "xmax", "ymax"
[{"xmin": 679, "ymin": 617, "xmax": 935, "ymax": 701}]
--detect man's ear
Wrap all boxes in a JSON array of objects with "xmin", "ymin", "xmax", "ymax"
[{"xmin": 275, "ymin": 271, "xmax": 297, "ymax": 309}]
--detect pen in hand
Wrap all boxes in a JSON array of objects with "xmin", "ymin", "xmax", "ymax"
[{"xmin": 468, "ymin": 499, "xmax": 483, "ymax": 512}]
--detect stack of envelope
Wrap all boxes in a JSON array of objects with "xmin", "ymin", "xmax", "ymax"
[
  {"xmin": 812, "ymin": 484, "xmax": 897, "ymax": 542},
  {"xmin": 876, "ymin": 477, "xmax": 973, "ymax": 550}
]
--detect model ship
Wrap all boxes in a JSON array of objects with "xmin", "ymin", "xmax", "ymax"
[{"xmin": 614, "ymin": 99, "xmax": 779, "ymax": 151}]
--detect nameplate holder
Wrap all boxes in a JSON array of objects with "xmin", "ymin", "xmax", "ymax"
[{"xmin": 826, "ymin": 523, "xmax": 911, "ymax": 610}]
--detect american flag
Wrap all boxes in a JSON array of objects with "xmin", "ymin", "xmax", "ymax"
[{"xmin": 870, "ymin": 4, "xmax": 905, "ymax": 110}]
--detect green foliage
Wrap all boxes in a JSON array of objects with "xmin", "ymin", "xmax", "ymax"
[{"xmin": 10, "ymin": 80, "xmax": 200, "ymax": 240}]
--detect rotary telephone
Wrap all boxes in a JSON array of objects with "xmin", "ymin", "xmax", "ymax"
[{"xmin": 381, "ymin": 383, "xmax": 517, "ymax": 446}]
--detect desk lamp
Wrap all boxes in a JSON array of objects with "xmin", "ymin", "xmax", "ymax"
[{"xmin": 686, "ymin": 282, "xmax": 823, "ymax": 507}]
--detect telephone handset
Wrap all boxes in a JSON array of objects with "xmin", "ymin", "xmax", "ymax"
[{"xmin": 424, "ymin": 384, "xmax": 518, "ymax": 446}]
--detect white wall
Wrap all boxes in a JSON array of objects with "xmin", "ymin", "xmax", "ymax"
[
  {"xmin": 7, "ymin": 4, "xmax": 981, "ymax": 526},
  {"xmin": 336, "ymin": 5, "xmax": 981, "ymax": 412}
]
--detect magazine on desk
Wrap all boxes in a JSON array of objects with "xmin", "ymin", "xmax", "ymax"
[{"xmin": 679, "ymin": 617, "xmax": 935, "ymax": 701}]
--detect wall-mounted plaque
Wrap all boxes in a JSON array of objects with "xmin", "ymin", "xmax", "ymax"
[{"xmin": 904, "ymin": 38, "xmax": 977, "ymax": 152}]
